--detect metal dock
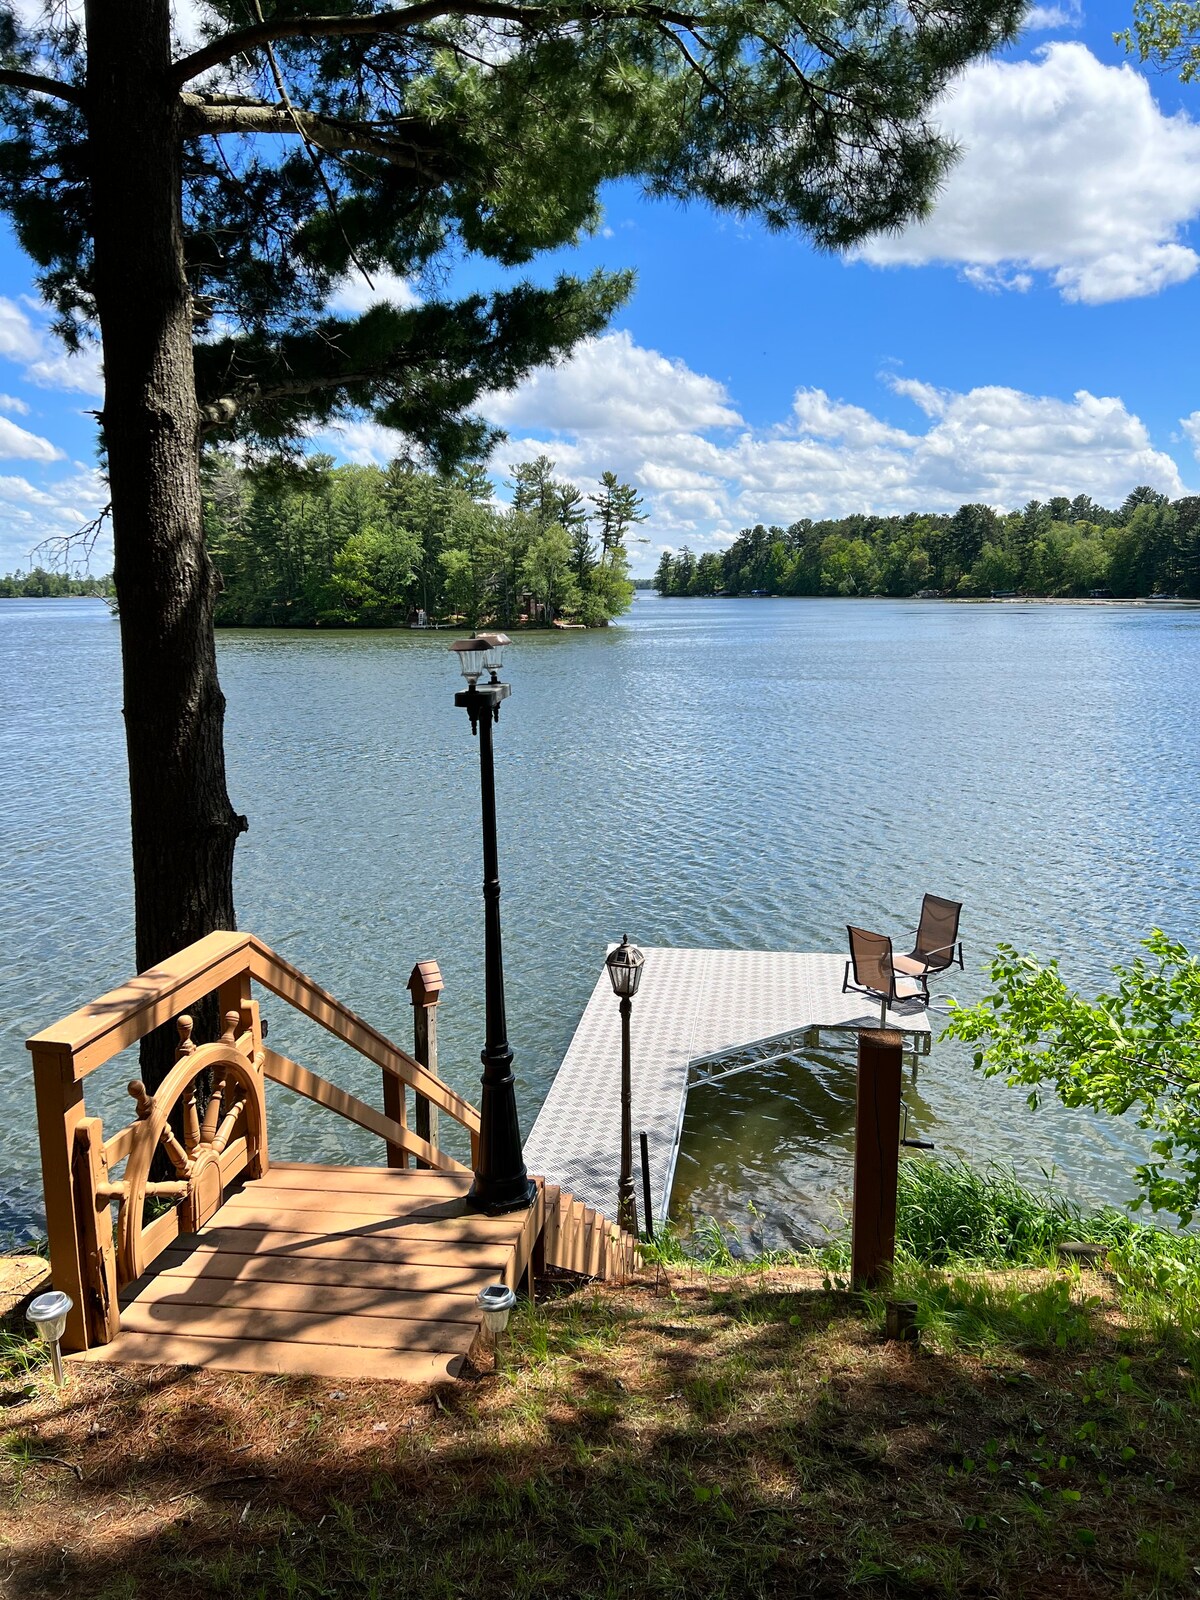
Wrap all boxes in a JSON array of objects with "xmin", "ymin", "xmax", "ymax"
[{"xmin": 523, "ymin": 947, "xmax": 932, "ymax": 1227}]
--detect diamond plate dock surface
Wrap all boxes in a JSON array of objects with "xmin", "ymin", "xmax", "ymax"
[{"xmin": 523, "ymin": 948, "xmax": 930, "ymax": 1228}]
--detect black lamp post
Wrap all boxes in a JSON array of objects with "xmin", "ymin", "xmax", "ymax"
[
  {"xmin": 605, "ymin": 934, "xmax": 645, "ymax": 1234},
  {"xmin": 450, "ymin": 632, "xmax": 537, "ymax": 1215}
]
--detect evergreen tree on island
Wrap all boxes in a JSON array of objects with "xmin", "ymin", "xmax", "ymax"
[{"xmin": 0, "ymin": 0, "xmax": 1023, "ymax": 1083}]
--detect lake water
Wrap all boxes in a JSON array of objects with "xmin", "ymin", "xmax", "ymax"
[{"xmin": 2, "ymin": 594, "xmax": 1198, "ymax": 1249}]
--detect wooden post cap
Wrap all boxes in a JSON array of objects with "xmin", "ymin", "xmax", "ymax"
[{"xmin": 407, "ymin": 961, "xmax": 445, "ymax": 1007}]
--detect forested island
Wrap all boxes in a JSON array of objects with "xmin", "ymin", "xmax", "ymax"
[
  {"xmin": 202, "ymin": 455, "xmax": 643, "ymax": 629},
  {"xmin": 654, "ymin": 488, "xmax": 1199, "ymax": 599},
  {"xmin": 8, "ymin": 481, "xmax": 1197, "ymax": 618},
  {"xmin": 0, "ymin": 569, "xmax": 113, "ymax": 598}
]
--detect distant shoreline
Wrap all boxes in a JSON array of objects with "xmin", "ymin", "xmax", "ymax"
[{"xmin": 643, "ymin": 592, "xmax": 1200, "ymax": 607}]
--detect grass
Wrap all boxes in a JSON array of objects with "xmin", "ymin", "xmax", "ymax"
[{"xmin": 2, "ymin": 1164, "xmax": 1198, "ymax": 1598}]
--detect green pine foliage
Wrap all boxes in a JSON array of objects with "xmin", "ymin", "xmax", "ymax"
[
  {"xmin": 0, "ymin": 0, "xmax": 1026, "ymax": 464},
  {"xmin": 653, "ymin": 489, "xmax": 1199, "ymax": 599},
  {"xmin": 204, "ymin": 454, "xmax": 639, "ymax": 628}
]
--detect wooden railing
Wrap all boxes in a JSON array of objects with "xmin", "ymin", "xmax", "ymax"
[{"xmin": 27, "ymin": 932, "xmax": 481, "ymax": 1353}]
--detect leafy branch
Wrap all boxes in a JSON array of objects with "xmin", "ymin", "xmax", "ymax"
[{"xmin": 943, "ymin": 932, "xmax": 1200, "ymax": 1226}]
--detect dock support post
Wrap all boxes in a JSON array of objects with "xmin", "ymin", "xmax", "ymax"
[
  {"xmin": 406, "ymin": 961, "xmax": 444, "ymax": 1168},
  {"xmin": 851, "ymin": 1028, "xmax": 904, "ymax": 1291}
]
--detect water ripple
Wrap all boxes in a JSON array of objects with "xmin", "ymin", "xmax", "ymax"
[{"xmin": 2, "ymin": 595, "xmax": 1198, "ymax": 1246}]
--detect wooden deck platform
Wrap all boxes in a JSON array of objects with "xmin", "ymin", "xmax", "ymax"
[
  {"xmin": 73, "ymin": 1164, "xmax": 544, "ymax": 1384},
  {"xmin": 523, "ymin": 947, "xmax": 933, "ymax": 1229},
  {"xmin": 30, "ymin": 931, "xmax": 641, "ymax": 1380}
]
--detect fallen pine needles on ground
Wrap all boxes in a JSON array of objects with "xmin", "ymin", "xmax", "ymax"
[
  {"xmin": 1, "ymin": 1255, "xmax": 1198, "ymax": 1600},
  {"xmin": 3, "ymin": 1163, "xmax": 1198, "ymax": 1599}
]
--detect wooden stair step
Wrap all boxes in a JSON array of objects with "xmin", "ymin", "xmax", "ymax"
[
  {"xmin": 120, "ymin": 1297, "xmax": 480, "ymax": 1353},
  {"xmin": 211, "ymin": 1200, "xmax": 525, "ymax": 1245},
  {"xmin": 122, "ymin": 1274, "xmax": 486, "ymax": 1324},
  {"xmin": 72, "ymin": 1332, "xmax": 467, "ymax": 1384},
  {"xmin": 148, "ymin": 1247, "xmax": 495, "ymax": 1297}
]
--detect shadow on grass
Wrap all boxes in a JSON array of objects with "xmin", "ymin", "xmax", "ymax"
[{"xmin": 2, "ymin": 1271, "xmax": 1198, "ymax": 1600}]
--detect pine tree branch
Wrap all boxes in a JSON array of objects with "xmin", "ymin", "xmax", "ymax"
[
  {"xmin": 181, "ymin": 95, "xmax": 443, "ymax": 176},
  {"xmin": 0, "ymin": 68, "xmax": 84, "ymax": 106},
  {"xmin": 198, "ymin": 369, "xmax": 390, "ymax": 432},
  {"xmin": 171, "ymin": 1, "xmax": 699, "ymax": 87}
]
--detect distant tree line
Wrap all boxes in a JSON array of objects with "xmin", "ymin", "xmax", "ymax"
[
  {"xmin": 205, "ymin": 455, "xmax": 644, "ymax": 629},
  {"xmin": 653, "ymin": 488, "xmax": 1199, "ymax": 599},
  {"xmin": 0, "ymin": 568, "xmax": 114, "ymax": 598}
]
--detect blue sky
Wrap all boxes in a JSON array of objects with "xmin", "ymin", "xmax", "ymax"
[{"xmin": 2, "ymin": 1, "xmax": 1200, "ymax": 576}]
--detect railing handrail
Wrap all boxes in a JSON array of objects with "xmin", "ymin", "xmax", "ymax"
[
  {"xmin": 27, "ymin": 931, "xmax": 252, "ymax": 1072},
  {"xmin": 26, "ymin": 930, "xmax": 480, "ymax": 1137}
]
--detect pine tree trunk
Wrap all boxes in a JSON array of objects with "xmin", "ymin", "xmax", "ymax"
[{"xmin": 86, "ymin": 0, "xmax": 246, "ymax": 1083}]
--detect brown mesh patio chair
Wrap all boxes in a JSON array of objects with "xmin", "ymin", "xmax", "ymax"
[
  {"xmin": 892, "ymin": 894, "xmax": 963, "ymax": 984},
  {"xmin": 843, "ymin": 925, "xmax": 927, "ymax": 1026}
]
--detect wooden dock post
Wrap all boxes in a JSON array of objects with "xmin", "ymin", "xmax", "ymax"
[
  {"xmin": 851, "ymin": 1028, "xmax": 904, "ymax": 1291},
  {"xmin": 406, "ymin": 961, "xmax": 444, "ymax": 1169}
]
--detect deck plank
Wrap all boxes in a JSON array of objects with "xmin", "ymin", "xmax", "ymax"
[
  {"xmin": 216, "ymin": 1197, "xmax": 527, "ymax": 1242},
  {"xmin": 221, "ymin": 1185, "xmax": 484, "ymax": 1222},
  {"xmin": 263, "ymin": 1164, "xmax": 474, "ymax": 1197},
  {"xmin": 180, "ymin": 1224, "xmax": 514, "ymax": 1270}
]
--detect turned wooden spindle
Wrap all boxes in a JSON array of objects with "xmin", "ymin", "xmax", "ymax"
[
  {"xmin": 127, "ymin": 1080, "xmax": 155, "ymax": 1120},
  {"xmin": 158, "ymin": 1122, "xmax": 193, "ymax": 1178},
  {"xmin": 220, "ymin": 1010, "xmax": 241, "ymax": 1046},
  {"xmin": 176, "ymin": 1014, "xmax": 202, "ymax": 1154},
  {"xmin": 211, "ymin": 1094, "xmax": 244, "ymax": 1155},
  {"xmin": 200, "ymin": 1073, "xmax": 227, "ymax": 1145}
]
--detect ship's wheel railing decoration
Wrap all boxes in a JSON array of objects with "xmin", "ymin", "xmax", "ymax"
[{"xmin": 111, "ymin": 1011, "xmax": 267, "ymax": 1282}]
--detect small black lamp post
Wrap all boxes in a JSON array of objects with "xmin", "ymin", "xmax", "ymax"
[
  {"xmin": 605, "ymin": 934, "xmax": 645, "ymax": 1234},
  {"xmin": 451, "ymin": 632, "xmax": 537, "ymax": 1215}
]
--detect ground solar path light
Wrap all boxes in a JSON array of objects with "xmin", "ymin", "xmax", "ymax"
[
  {"xmin": 27, "ymin": 1289, "xmax": 72, "ymax": 1386},
  {"xmin": 476, "ymin": 1282, "xmax": 519, "ymax": 1370}
]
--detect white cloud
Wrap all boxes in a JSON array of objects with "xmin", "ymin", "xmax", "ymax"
[
  {"xmin": 24, "ymin": 345, "xmax": 104, "ymax": 396},
  {"xmin": 328, "ymin": 270, "xmax": 423, "ymax": 316},
  {"xmin": 789, "ymin": 388, "xmax": 916, "ymax": 448},
  {"xmin": 1180, "ymin": 411, "xmax": 1200, "ymax": 460},
  {"xmin": 859, "ymin": 43, "xmax": 1200, "ymax": 304},
  {"xmin": 0, "ymin": 463, "xmax": 108, "ymax": 573},
  {"xmin": 0, "ymin": 416, "xmax": 63, "ymax": 464},
  {"xmin": 0, "ymin": 394, "xmax": 30, "ymax": 415},
  {"xmin": 0, "ymin": 298, "xmax": 43, "ymax": 364},
  {"xmin": 1025, "ymin": 1, "xmax": 1083, "ymax": 30},
  {"xmin": 0, "ymin": 296, "xmax": 104, "ymax": 395},
  {"xmin": 487, "ymin": 329, "xmax": 742, "ymax": 437},
  {"xmin": 317, "ymin": 417, "xmax": 408, "ymax": 466},
  {"xmin": 479, "ymin": 334, "xmax": 1184, "ymax": 562}
]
